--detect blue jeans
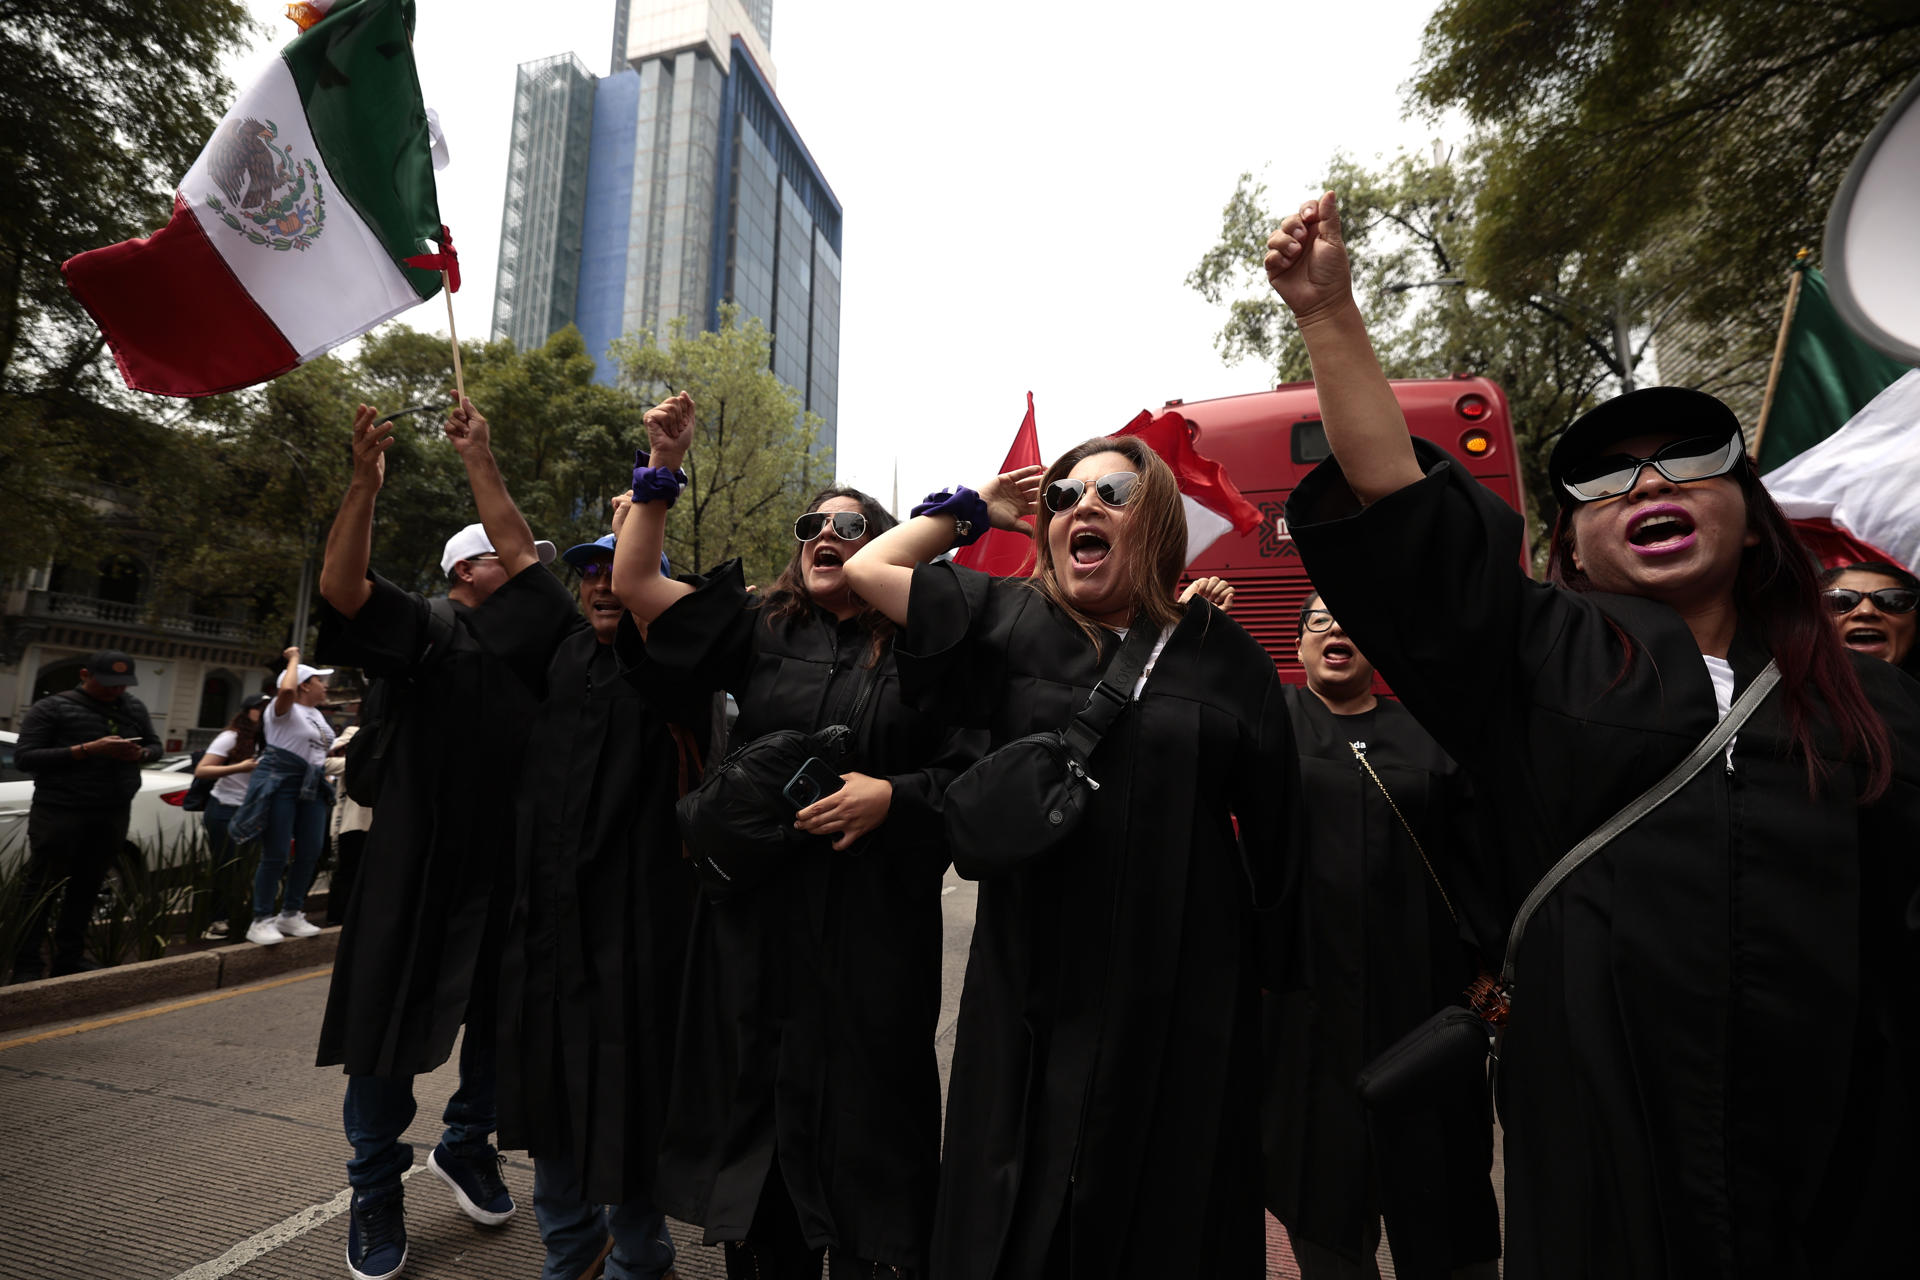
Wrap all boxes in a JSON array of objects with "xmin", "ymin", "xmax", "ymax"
[
  {"xmin": 252, "ymin": 775, "xmax": 326, "ymax": 919},
  {"xmin": 343, "ymin": 1024, "xmax": 497, "ymax": 1201},
  {"xmin": 533, "ymin": 1157, "xmax": 675, "ymax": 1280}
]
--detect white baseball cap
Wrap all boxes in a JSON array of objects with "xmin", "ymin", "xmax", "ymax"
[
  {"xmin": 296, "ymin": 664, "xmax": 335, "ymax": 683},
  {"xmin": 440, "ymin": 523, "xmax": 557, "ymax": 576}
]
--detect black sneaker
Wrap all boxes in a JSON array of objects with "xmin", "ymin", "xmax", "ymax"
[
  {"xmin": 346, "ymin": 1190, "xmax": 407, "ymax": 1280},
  {"xmin": 427, "ymin": 1141, "xmax": 515, "ymax": 1226}
]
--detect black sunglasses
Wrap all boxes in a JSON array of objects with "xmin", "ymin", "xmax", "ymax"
[
  {"xmin": 1043, "ymin": 470, "xmax": 1140, "ymax": 514},
  {"xmin": 1823, "ymin": 586, "xmax": 1919, "ymax": 615},
  {"xmin": 577, "ymin": 561, "xmax": 614, "ymax": 580},
  {"xmin": 1560, "ymin": 434, "xmax": 1745, "ymax": 503},
  {"xmin": 795, "ymin": 510, "xmax": 868, "ymax": 542}
]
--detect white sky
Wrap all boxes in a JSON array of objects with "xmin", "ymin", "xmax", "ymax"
[{"xmin": 223, "ymin": 0, "xmax": 1453, "ymax": 509}]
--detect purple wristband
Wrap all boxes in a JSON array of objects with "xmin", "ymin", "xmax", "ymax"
[
  {"xmin": 910, "ymin": 486, "xmax": 990, "ymax": 547},
  {"xmin": 632, "ymin": 450, "xmax": 688, "ymax": 507}
]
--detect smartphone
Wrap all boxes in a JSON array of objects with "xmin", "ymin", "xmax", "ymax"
[{"xmin": 783, "ymin": 757, "xmax": 846, "ymax": 810}]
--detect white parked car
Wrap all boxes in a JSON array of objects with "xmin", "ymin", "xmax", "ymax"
[{"xmin": 0, "ymin": 730, "xmax": 203, "ymax": 872}]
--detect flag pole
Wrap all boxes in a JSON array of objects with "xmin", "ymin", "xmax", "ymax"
[
  {"xmin": 1751, "ymin": 248, "xmax": 1812, "ymax": 462},
  {"xmin": 443, "ymin": 272, "xmax": 466, "ymax": 402}
]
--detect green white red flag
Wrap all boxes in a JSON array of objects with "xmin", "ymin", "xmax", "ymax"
[
  {"xmin": 1764, "ymin": 370, "xmax": 1920, "ymax": 573},
  {"xmin": 1119, "ymin": 408, "xmax": 1263, "ymax": 565},
  {"xmin": 61, "ymin": 0, "xmax": 447, "ymax": 397}
]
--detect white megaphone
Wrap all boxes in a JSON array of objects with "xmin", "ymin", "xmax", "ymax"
[{"xmin": 1824, "ymin": 71, "xmax": 1920, "ymax": 364}]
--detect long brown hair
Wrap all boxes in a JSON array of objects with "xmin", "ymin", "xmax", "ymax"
[
  {"xmin": 1548, "ymin": 460, "xmax": 1891, "ymax": 800},
  {"xmin": 763, "ymin": 485, "xmax": 899, "ymax": 666},
  {"xmin": 220, "ymin": 697, "xmax": 267, "ymax": 763},
  {"xmin": 1031, "ymin": 436, "xmax": 1186, "ymax": 647}
]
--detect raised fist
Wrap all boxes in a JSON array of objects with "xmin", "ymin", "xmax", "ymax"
[
  {"xmin": 644, "ymin": 392, "xmax": 696, "ymax": 469},
  {"xmin": 443, "ymin": 396, "xmax": 491, "ymax": 456},
  {"xmin": 1265, "ymin": 191, "xmax": 1354, "ymax": 322}
]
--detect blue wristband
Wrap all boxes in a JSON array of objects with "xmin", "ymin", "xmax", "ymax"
[
  {"xmin": 632, "ymin": 450, "xmax": 688, "ymax": 507},
  {"xmin": 910, "ymin": 486, "xmax": 990, "ymax": 547}
]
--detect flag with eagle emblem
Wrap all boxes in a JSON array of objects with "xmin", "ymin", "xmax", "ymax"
[{"xmin": 61, "ymin": 0, "xmax": 445, "ymax": 397}]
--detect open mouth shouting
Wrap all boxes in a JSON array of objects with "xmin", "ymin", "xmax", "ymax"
[
  {"xmin": 810, "ymin": 544, "xmax": 845, "ymax": 572},
  {"xmin": 1842, "ymin": 624, "xmax": 1891, "ymax": 659},
  {"xmin": 1320, "ymin": 640, "xmax": 1355, "ymax": 668},
  {"xmin": 1626, "ymin": 504, "xmax": 1697, "ymax": 557},
  {"xmin": 1069, "ymin": 529, "xmax": 1111, "ymax": 572}
]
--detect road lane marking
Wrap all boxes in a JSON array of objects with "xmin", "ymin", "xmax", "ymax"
[
  {"xmin": 0, "ymin": 966, "xmax": 332, "ymax": 1052},
  {"xmin": 168, "ymin": 1164, "xmax": 425, "ymax": 1280}
]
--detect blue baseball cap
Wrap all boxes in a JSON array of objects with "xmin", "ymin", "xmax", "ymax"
[{"xmin": 560, "ymin": 534, "xmax": 671, "ymax": 576}]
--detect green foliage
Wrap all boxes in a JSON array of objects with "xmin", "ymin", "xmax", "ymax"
[
  {"xmin": 611, "ymin": 306, "xmax": 827, "ymax": 586},
  {"xmin": 1410, "ymin": 0, "xmax": 1920, "ymax": 399}
]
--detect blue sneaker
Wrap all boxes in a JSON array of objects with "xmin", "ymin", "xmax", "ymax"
[
  {"xmin": 346, "ymin": 1190, "xmax": 407, "ymax": 1280},
  {"xmin": 427, "ymin": 1141, "xmax": 515, "ymax": 1226}
]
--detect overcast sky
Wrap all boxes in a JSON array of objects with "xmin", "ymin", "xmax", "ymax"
[{"xmin": 224, "ymin": 0, "xmax": 1453, "ymax": 510}]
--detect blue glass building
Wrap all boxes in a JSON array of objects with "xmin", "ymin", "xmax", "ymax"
[{"xmin": 492, "ymin": 0, "xmax": 841, "ymax": 454}]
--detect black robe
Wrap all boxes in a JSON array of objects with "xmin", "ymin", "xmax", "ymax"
[
  {"xmin": 646, "ymin": 561, "xmax": 981, "ymax": 1271},
  {"xmin": 316, "ymin": 566, "xmax": 580, "ymax": 1076},
  {"xmin": 1288, "ymin": 451, "xmax": 1920, "ymax": 1279},
  {"xmin": 897, "ymin": 562, "xmax": 1301, "ymax": 1280},
  {"xmin": 495, "ymin": 620, "xmax": 704, "ymax": 1203},
  {"xmin": 1264, "ymin": 687, "xmax": 1499, "ymax": 1275}
]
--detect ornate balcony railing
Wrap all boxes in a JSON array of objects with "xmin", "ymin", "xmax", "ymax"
[{"xmin": 21, "ymin": 590, "xmax": 267, "ymax": 645}]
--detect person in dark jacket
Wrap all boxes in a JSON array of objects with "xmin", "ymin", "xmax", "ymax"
[
  {"xmin": 315, "ymin": 398, "xmax": 579, "ymax": 1280},
  {"xmin": 843, "ymin": 435, "xmax": 1301, "ymax": 1280},
  {"xmin": 613, "ymin": 395, "xmax": 981, "ymax": 1280},
  {"xmin": 1264, "ymin": 590, "xmax": 1499, "ymax": 1280},
  {"xmin": 9, "ymin": 650, "xmax": 162, "ymax": 981},
  {"xmin": 1265, "ymin": 191, "xmax": 1920, "ymax": 1279},
  {"xmin": 496, "ymin": 518, "xmax": 705, "ymax": 1280}
]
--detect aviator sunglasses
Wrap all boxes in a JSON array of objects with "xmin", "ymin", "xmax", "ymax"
[
  {"xmin": 794, "ymin": 510, "xmax": 868, "ymax": 542},
  {"xmin": 1043, "ymin": 470, "xmax": 1140, "ymax": 514},
  {"xmin": 1822, "ymin": 586, "xmax": 1919, "ymax": 615},
  {"xmin": 1560, "ymin": 434, "xmax": 1745, "ymax": 503}
]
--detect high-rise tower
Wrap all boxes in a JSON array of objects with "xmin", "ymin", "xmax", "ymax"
[{"xmin": 492, "ymin": 0, "xmax": 841, "ymax": 453}]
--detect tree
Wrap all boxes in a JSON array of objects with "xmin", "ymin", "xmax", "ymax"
[
  {"xmin": 1189, "ymin": 151, "xmax": 1621, "ymax": 526},
  {"xmin": 1410, "ymin": 1, "xmax": 1920, "ymax": 407},
  {"xmin": 610, "ymin": 306, "xmax": 826, "ymax": 586}
]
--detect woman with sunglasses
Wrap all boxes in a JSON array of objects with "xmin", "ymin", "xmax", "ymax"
[
  {"xmin": 1263, "ymin": 193, "xmax": 1920, "ymax": 1278},
  {"xmin": 842, "ymin": 436, "xmax": 1299, "ymax": 1279},
  {"xmin": 1821, "ymin": 562, "xmax": 1920, "ymax": 674},
  {"xmin": 611, "ymin": 394, "xmax": 982, "ymax": 1280}
]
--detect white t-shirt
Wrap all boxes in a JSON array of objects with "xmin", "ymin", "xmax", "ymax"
[
  {"xmin": 204, "ymin": 729, "xmax": 252, "ymax": 807},
  {"xmin": 1702, "ymin": 653, "xmax": 1737, "ymax": 766},
  {"xmin": 1112, "ymin": 625, "xmax": 1175, "ymax": 699},
  {"xmin": 264, "ymin": 699, "xmax": 336, "ymax": 768}
]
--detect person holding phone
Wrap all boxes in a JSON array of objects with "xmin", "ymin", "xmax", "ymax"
[{"xmin": 611, "ymin": 396, "xmax": 982, "ymax": 1279}]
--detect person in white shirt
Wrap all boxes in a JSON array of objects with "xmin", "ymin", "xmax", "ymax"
[
  {"xmin": 243, "ymin": 646, "xmax": 337, "ymax": 945},
  {"xmin": 193, "ymin": 694, "xmax": 270, "ymax": 939}
]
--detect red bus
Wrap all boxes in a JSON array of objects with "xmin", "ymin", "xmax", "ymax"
[{"xmin": 1176, "ymin": 375, "xmax": 1529, "ymax": 685}]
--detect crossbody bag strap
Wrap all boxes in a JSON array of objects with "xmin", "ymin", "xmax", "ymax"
[
  {"xmin": 1062, "ymin": 616, "xmax": 1162, "ymax": 768},
  {"xmin": 1352, "ymin": 745, "xmax": 1460, "ymax": 925},
  {"xmin": 1499, "ymin": 659, "xmax": 1780, "ymax": 991}
]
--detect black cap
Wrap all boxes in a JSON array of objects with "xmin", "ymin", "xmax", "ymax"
[
  {"xmin": 83, "ymin": 650, "xmax": 138, "ymax": 687},
  {"xmin": 1547, "ymin": 387, "xmax": 1743, "ymax": 498}
]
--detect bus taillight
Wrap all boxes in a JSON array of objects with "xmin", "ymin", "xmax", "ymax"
[
  {"xmin": 1456, "ymin": 393, "xmax": 1489, "ymax": 420},
  {"xmin": 1461, "ymin": 428, "xmax": 1494, "ymax": 457}
]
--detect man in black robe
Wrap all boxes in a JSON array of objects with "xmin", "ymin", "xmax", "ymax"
[
  {"xmin": 496, "ymin": 524, "xmax": 704, "ymax": 1280},
  {"xmin": 1264, "ymin": 590, "xmax": 1499, "ymax": 1280},
  {"xmin": 315, "ymin": 399, "xmax": 578, "ymax": 1280}
]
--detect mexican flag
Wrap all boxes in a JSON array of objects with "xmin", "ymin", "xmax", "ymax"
[
  {"xmin": 62, "ymin": 0, "xmax": 445, "ymax": 398},
  {"xmin": 1754, "ymin": 266, "xmax": 1911, "ymax": 472},
  {"xmin": 1118, "ymin": 408, "xmax": 1263, "ymax": 565},
  {"xmin": 954, "ymin": 392, "xmax": 1043, "ymax": 577},
  {"xmin": 1764, "ymin": 370, "xmax": 1920, "ymax": 574}
]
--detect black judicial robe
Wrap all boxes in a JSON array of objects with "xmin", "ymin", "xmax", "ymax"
[
  {"xmin": 1288, "ymin": 451, "xmax": 1920, "ymax": 1280},
  {"xmin": 898, "ymin": 562, "xmax": 1301, "ymax": 1280},
  {"xmin": 1264, "ymin": 687, "xmax": 1499, "ymax": 1275},
  {"xmin": 316, "ymin": 565, "xmax": 579, "ymax": 1076},
  {"xmin": 647, "ymin": 561, "xmax": 981, "ymax": 1271},
  {"xmin": 495, "ymin": 620, "xmax": 704, "ymax": 1203}
]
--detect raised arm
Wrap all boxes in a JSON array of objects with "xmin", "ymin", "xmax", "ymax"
[
  {"xmin": 271, "ymin": 645, "xmax": 301, "ymax": 718},
  {"xmin": 612, "ymin": 392, "xmax": 697, "ymax": 624},
  {"xmin": 318, "ymin": 404, "xmax": 392, "ymax": 620},
  {"xmin": 843, "ymin": 467, "xmax": 1044, "ymax": 625},
  {"xmin": 1265, "ymin": 192, "xmax": 1424, "ymax": 502},
  {"xmin": 443, "ymin": 396, "xmax": 538, "ymax": 576}
]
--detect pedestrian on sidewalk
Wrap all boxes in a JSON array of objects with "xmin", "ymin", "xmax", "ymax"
[
  {"xmin": 8, "ymin": 651, "xmax": 163, "ymax": 983},
  {"xmin": 496, "ymin": 502, "xmax": 707, "ymax": 1280},
  {"xmin": 614, "ymin": 396, "xmax": 981, "ymax": 1279},
  {"xmin": 194, "ymin": 694, "xmax": 270, "ymax": 941},
  {"xmin": 231, "ymin": 647, "xmax": 335, "ymax": 945},
  {"xmin": 314, "ymin": 398, "xmax": 577, "ymax": 1280}
]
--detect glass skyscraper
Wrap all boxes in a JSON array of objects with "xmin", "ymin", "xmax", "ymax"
[{"xmin": 492, "ymin": 0, "xmax": 841, "ymax": 453}]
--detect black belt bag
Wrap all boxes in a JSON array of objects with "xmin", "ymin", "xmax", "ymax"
[
  {"xmin": 944, "ymin": 617, "xmax": 1159, "ymax": 869},
  {"xmin": 1356, "ymin": 660, "xmax": 1782, "ymax": 1113}
]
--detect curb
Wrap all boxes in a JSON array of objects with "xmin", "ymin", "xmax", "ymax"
[{"xmin": 0, "ymin": 928, "xmax": 340, "ymax": 1032}]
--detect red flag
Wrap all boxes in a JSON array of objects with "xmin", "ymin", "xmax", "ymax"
[
  {"xmin": 1118, "ymin": 409, "xmax": 1262, "ymax": 564},
  {"xmin": 955, "ymin": 392, "xmax": 1043, "ymax": 576}
]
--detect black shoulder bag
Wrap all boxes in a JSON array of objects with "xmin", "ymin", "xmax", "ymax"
[
  {"xmin": 675, "ymin": 658, "xmax": 884, "ymax": 898},
  {"xmin": 1356, "ymin": 661, "xmax": 1781, "ymax": 1112},
  {"xmin": 944, "ymin": 617, "xmax": 1161, "ymax": 870},
  {"xmin": 342, "ymin": 596, "xmax": 458, "ymax": 807}
]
